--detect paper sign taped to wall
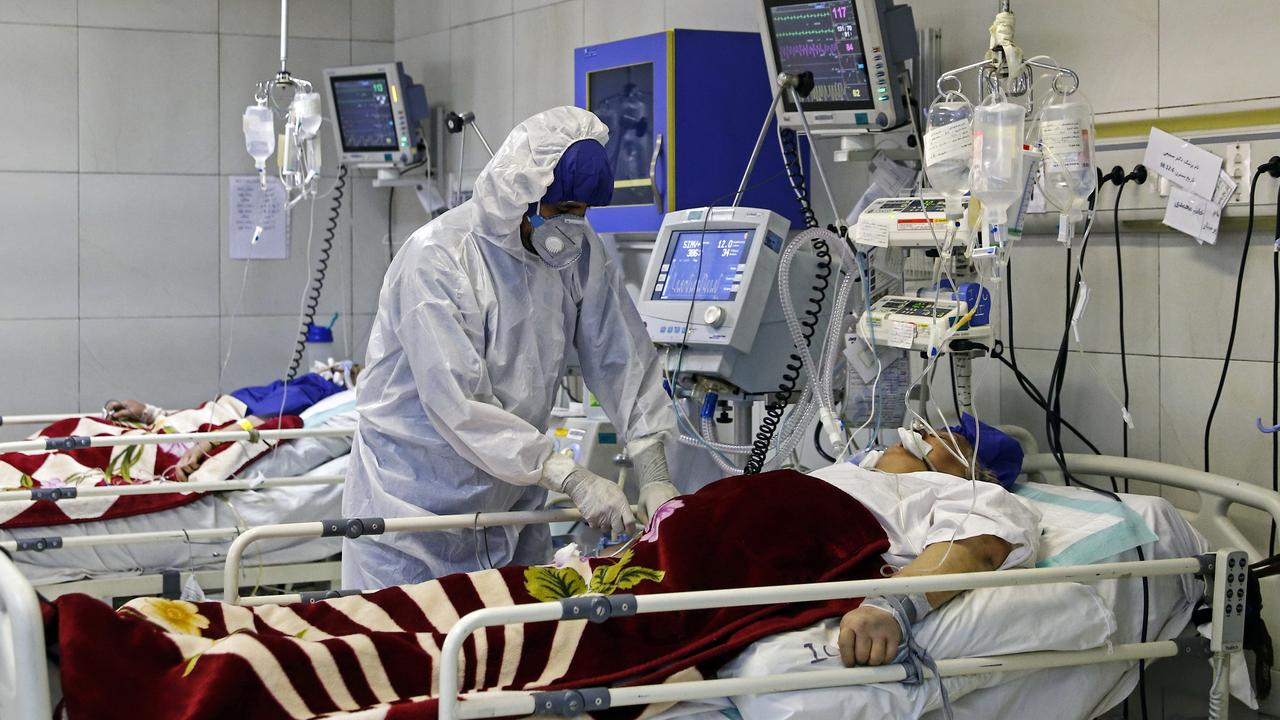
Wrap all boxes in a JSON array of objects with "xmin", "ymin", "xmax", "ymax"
[
  {"xmin": 1163, "ymin": 186, "xmax": 1221, "ymax": 244},
  {"xmin": 1142, "ymin": 127, "xmax": 1223, "ymax": 200},
  {"xmin": 229, "ymin": 176, "xmax": 289, "ymax": 259},
  {"xmin": 1163, "ymin": 169, "xmax": 1236, "ymax": 245}
]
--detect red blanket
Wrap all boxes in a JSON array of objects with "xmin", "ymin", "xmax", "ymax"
[
  {"xmin": 46, "ymin": 470, "xmax": 889, "ymax": 719},
  {"xmin": 0, "ymin": 397, "xmax": 303, "ymax": 528}
]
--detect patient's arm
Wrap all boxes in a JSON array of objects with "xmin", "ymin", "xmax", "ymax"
[
  {"xmin": 173, "ymin": 415, "xmax": 264, "ymax": 481},
  {"xmin": 838, "ymin": 534, "xmax": 1013, "ymax": 667}
]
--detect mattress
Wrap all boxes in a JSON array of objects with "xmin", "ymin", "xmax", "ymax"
[
  {"xmin": 3, "ymin": 454, "xmax": 348, "ymax": 585},
  {"xmin": 653, "ymin": 484, "xmax": 1209, "ymax": 720}
]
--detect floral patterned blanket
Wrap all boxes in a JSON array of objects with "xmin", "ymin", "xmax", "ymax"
[
  {"xmin": 0, "ymin": 396, "xmax": 302, "ymax": 528},
  {"xmin": 46, "ymin": 471, "xmax": 890, "ymax": 719}
]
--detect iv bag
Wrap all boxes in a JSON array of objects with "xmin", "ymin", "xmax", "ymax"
[
  {"xmin": 924, "ymin": 98, "xmax": 973, "ymax": 218},
  {"xmin": 1037, "ymin": 91, "xmax": 1096, "ymax": 221},
  {"xmin": 292, "ymin": 92, "xmax": 323, "ymax": 138},
  {"xmin": 242, "ymin": 104, "xmax": 275, "ymax": 170},
  {"xmin": 970, "ymin": 98, "xmax": 1025, "ymax": 226}
]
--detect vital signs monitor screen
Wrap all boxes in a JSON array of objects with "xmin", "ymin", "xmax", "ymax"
[
  {"xmin": 763, "ymin": 0, "xmax": 874, "ymax": 109},
  {"xmin": 652, "ymin": 229, "xmax": 754, "ymax": 302},
  {"xmin": 330, "ymin": 73, "xmax": 398, "ymax": 151}
]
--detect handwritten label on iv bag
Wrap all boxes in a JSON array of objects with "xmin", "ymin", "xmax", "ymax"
[
  {"xmin": 1040, "ymin": 119, "xmax": 1086, "ymax": 168},
  {"xmin": 924, "ymin": 120, "xmax": 973, "ymax": 167},
  {"xmin": 1143, "ymin": 128, "xmax": 1222, "ymax": 200},
  {"xmin": 229, "ymin": 176, "xmax": 289, "ymax": 259}
]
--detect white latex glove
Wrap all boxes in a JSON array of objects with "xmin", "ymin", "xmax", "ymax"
[
  {"xmin": 637, "ymin": 481, "xmax": 680, "ymax": 524},
  {"xmin": 627, "ymin": 436, "xmax": 679, "ymax": 523},
  {"xmin": 541, "ymin": 455, "xmax": 636, "ymax": 538}
]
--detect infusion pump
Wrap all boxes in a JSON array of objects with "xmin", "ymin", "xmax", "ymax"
[
  {"xmin": 857, "ymin": 292, "xmax": 993, "ymax": 354},
  {"xmin": 637, "ymin": 206, "xmax": 826, "ymax": 397}
]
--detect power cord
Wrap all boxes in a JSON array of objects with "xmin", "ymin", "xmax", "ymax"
[
  {"xmin": 1102, "ymin": 164, "xmax": 1148, "ymax": 490},
  {"xmin": 1273, "ymin": 178, "xmax": 1280, "ymax": 556},
  {"xmin": 1204, "ymin": 160, "xmax": 1279, "ymax": 472}
]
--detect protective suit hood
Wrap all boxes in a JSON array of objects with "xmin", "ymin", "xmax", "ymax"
[{"xmin": 470, "ymin": 106, "xmax": 610, "ymax": 257}]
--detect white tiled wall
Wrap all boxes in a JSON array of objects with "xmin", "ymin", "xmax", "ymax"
[
  {"xmin": 392, "ymin": 0, "xmax": 1280, "ymax": 555},
  {"xmin": 0, "ymin": 1, "xmax": 394, "ymax": 440}
]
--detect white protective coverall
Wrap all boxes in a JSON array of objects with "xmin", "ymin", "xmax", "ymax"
[{"xmin": 342, "ymin": 107, "xmax": 675, "ymax": 589}]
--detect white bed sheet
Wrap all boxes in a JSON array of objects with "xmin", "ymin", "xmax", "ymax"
[
  {"xmin": 3, "ymin": 455, "xmax": 348, "ymax": 584},
  {"xmin": 652, "ymin": 484, "xmax": 1208, "ymax": 720}
]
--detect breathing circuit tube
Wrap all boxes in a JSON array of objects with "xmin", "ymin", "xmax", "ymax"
[
  {"xmin": 286, "ymin": 164, "xmax": 348, "ymax": 381},
  {"xmin": 743, "ymin": 128, "xmax": 831, "ymax": 474}
]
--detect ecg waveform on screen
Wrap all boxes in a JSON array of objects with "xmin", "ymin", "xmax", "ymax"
[
  {"xmin": 808, "ymin": 82, "xmax": 857, "ymax": 102},
  {"xmin": 769, "ymin": 1, "xmax": 871, "ymax": 104},
  {"xmin": 779, "ymin": 42, "xmax": 839, "ymax": 61}
]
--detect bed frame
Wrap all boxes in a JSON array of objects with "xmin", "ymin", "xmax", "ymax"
[
  {"xmin": 0, "ymin": 423, "xmax": 355, "ymax": 603},
  {"xmin": 2, "ymin": 453, "xmax": 1276, "ymax": 719}
]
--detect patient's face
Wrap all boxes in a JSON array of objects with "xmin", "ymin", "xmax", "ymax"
[{"xmin": 875, "ymin": 432, "xmax": 974, "ymax": 478}]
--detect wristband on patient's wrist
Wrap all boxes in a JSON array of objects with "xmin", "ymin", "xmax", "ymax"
[{"xmin": 862, "ymin": 593, "xmax": 932, "ymax": 626}]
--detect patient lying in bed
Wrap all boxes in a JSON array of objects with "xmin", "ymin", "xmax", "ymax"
[
  {"xmin": 44, "ymin": 418, "xmax": 1050, "ymax": 720},
  {"xmin": 100, "ymin": 367, "xmax": 359, "ymax": 480},
  {"xmin": 817, "ymin": 419, "xmax": 1041, "ymax": 668}
]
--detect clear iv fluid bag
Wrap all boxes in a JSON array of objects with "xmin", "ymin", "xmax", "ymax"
[
  {"xmin": 242, "ymin": 105, "xmax": 275, "ymax": 170},
  {"xmin": 292, "ymin": 92, "xmax": 323, "ymax": 138},
  {"xmin": 970, "ymin": 100, "xmax": 1025, "ymax": 225},
  {"xmin": 1038, "ymin": 92, "xmax": 1096, "ymax": 220},
  {"xmin": 924, "ymin": 100, "xmax": 973, "ymax": 216}
]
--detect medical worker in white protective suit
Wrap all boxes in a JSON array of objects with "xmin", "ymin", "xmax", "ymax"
[{"xmin": 342, "ymin": 107, "xmax": 680, "ymax": 589}]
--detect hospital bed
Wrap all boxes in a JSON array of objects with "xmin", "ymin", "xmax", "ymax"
[
  {"xmin": 5, "ymin": 450, "xmax": 1264, "ymax": 712},
  {"xmin": 0, "ymin": 400, "xmax": 358, "ymax": 602},
  {"xmin": 2, "ymin": 452, "xmax": 1275, "ymax": 719}
]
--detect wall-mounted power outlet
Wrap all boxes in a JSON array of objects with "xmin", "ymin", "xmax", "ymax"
[{"xmin": 1225, "ymin": 142, "xmax": 1251, "ymax": 201}]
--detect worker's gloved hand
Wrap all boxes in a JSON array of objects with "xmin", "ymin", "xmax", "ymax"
[
  {"xmin": 627, "ymin": 436, "xmax": 678, "ymax": 523},
  {"xmin": 638, "ymin": 481, "xmax": 680, "ymax": 524},
  {"xmin": 626, "ymin": 435, "xmax": 679, "ymax": 522},
  {"xmin": 541, "ymin": 455, "xmax": 636, "ymax": 538}
]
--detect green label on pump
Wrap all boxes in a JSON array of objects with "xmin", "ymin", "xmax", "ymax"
[{"xmin": 598, "ymin": 432, "xmax": 618, "ymax": 445}]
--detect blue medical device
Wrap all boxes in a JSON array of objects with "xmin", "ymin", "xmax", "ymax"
[{"xmin": 574, "ymin": 30, "xmax": 807, "ymax": 234}]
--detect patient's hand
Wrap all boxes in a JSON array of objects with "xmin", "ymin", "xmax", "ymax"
[
  {"xmin": 104, "ymin": 399, "xmax": 150, "ymax": 423},
  {"xmin": 839, "ymin": 605, "xmax": 901, "ymax": 667},
  {"xmin": 174, "ymin": 441, "xmax": 216, "ymax": 482}
]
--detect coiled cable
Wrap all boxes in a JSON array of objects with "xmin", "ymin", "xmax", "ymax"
[
  {"xmin": 286, "ymin": 164, "xmax": 348, "ymax": 380},
  {"xmin": 744, "ymin": 128, "xmax": 831, "ymax": 474}
]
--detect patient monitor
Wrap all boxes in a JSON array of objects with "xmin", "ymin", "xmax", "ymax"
[
  {"xmin": 638, "ymin": 207, "xmax": 826, "ymax": 397},
  {"xmin": 324, "ymin": 62, "xmax": 429, "ymax": 170}
]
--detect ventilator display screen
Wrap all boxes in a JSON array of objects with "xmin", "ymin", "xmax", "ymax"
[
  {"xmin": 652, "ymin": 229, "xmax": 754, "ymax": 302},
  {"xmin": 330, "ymin": 73, "xmax": 398, "ymax": 151},
  {"xmin": 764, "ymin": 0, "xmax": 874, "ymax": 110}
]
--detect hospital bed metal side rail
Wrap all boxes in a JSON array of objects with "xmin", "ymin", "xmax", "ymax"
[
  {"xmin": 221, "ymin": 508, "xmax": 590, "ymax": 605},
  {"xmin": 0, "ymin": 549, "xmax": 53, "ymax": 720},
  {"xmin": 0, "ymin": 474, "xmax": 344, "ymax": 504},
  {"xmin": 0, "ymin": 412, "xmax": 96, "ymax": 427},
  {"xmin": 0, "ymin": 426, "xmax": 354, "ymax": 454},
  {"xmin": 433, "ymin": 554, "xmax": 1234, "ymax": 720}
]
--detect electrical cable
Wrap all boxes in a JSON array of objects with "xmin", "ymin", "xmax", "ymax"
[
  {"xmin": 948, "ymin": 354, "xmax": 962, "ymax": 419},
  {"xmin": 1114, "ymin": 178, "xmax": 1132, "ymax": 492},
  {"xmin": 813, "ymin": 420, "xmax": 838, "ymax": 463},
  {"xmin": 743, "ymin": 127, "xmax": 831, "ymax": 474},
  {"xmin": 387, "ymin": 186, "xmax": 396, "ymax": 266},
  {"xmin": 286, "ymin": 163, "xmax": 347, "ymax": 381},
  {"xmin": 1204, "ymin": 168, "xmax": 1266, "ymax": 472},
  {"xmin": 1272, "ymin": 182, "xmax": 1280, "ymax": 556}
]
